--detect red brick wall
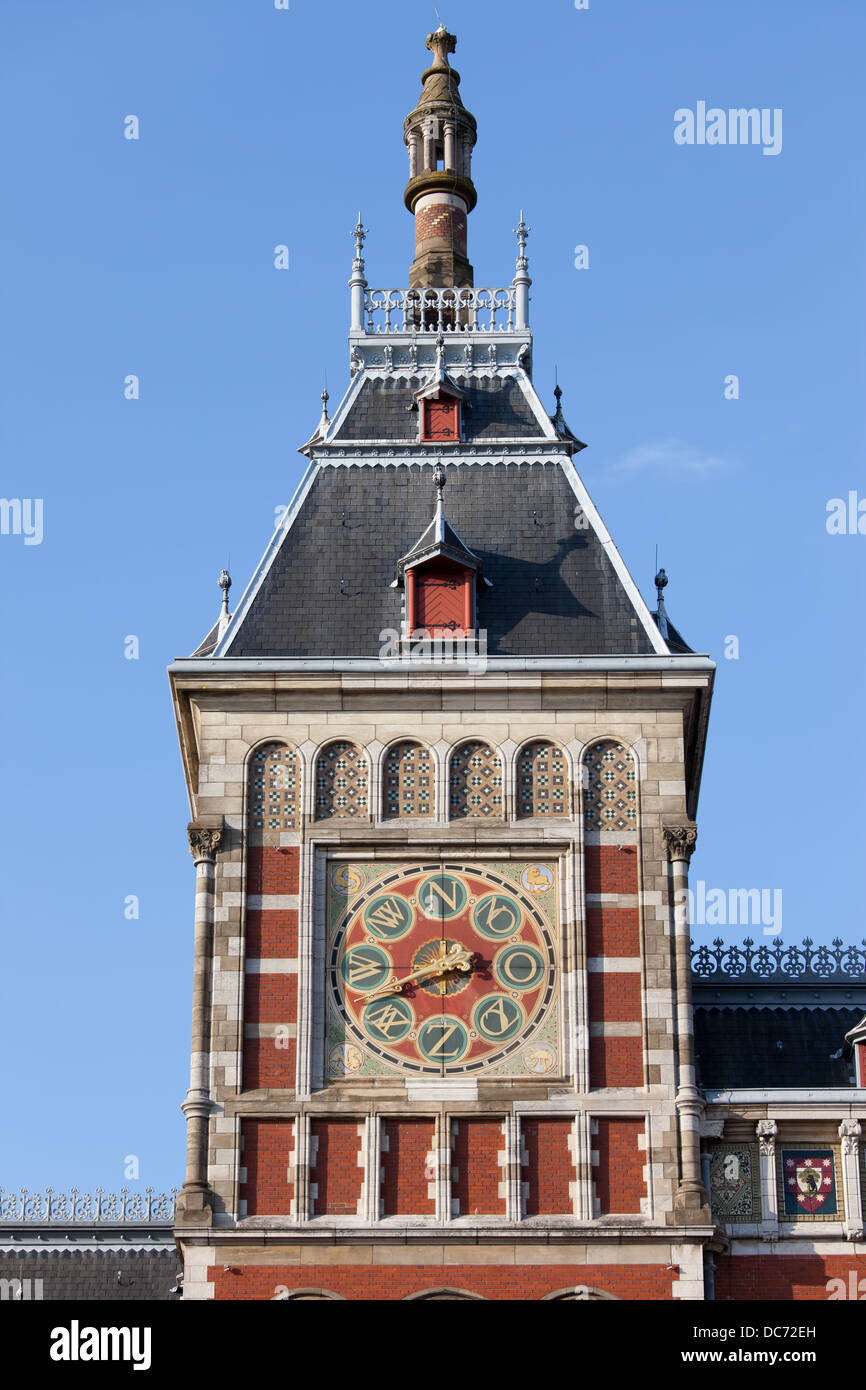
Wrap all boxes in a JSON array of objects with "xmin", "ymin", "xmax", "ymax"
[
  {"xmin": 243, "ymin": 846, "xmax": 299, "ymax": 1090},
  {"xmin": 245, "ymin": 910, "xmax": 298, "ymax": 958},
  {"xmin": 715, "ymin": 1254, "xmax": 866, "ymax": 1301},
  {"xmin": 415, "ymin": 203, "xmax": 467, "ymax": 250},
  {"xmin": 584, "ymin": 845, "xmax": 638, "ymax": 895},
  {"xmin": 242, "ymin": 1035, "xmax": 295, "ymax": 1090},
  {"xmin": 240, "ymin": 1119, "xmax": 293, "ymax": 1217},
  {"xmin": 589, "ymin": 1036, "xmax": 643, "ymax": 1087},
  {"xmin": 382, "ymin": 1119, "xmax": 436, "ymax": 1217},
  {"xmin": 588, "ymin": 971, "xmax": 642, "ymax": 1023},
  {"xmin": 584, "ymin": 843, "xmax": 643, "ymax": 1088},
  {"xmin": 593, "ymin": 1118, "xmax": 645, "ymax": 1215},
  {"xmin": 522, "ymin": 1119, "xmax": 574, "ymax": 1216},
  {"xmin": 586, "ymin": 906, "xmax": 640, "ymax": 956},
  {"xmin": 210, "ymin": 1263, "xmax": 676, "ymax": 1301},
  {"xmin": 244, "ymin": 973, "xmax": 297, "ymax": 1024},
  {"xmin": 246, "ymin": 846, "xmax": 299, "ymax": 896},
  {"xmin": 310, "ymin": 1120, "xmax": 363, "ymax": 1218},
  {"xmin": 451, "ymin": 1119, "xmax": 505, "ymax": 1217}
]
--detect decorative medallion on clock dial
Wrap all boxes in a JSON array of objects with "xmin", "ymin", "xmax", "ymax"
[{"xmin": 327, "ymin": 862, "xmax": 559, "ymax": 1078}]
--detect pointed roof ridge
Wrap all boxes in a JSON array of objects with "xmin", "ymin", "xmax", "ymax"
[{"xmin": 399, "ymin": 463, "xmax": 482, "ymax": 577}]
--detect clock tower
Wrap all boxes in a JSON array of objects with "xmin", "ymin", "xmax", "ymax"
[{"xmin": 170, "ymin": 27, "xmax": 716, "ymax": 1301}]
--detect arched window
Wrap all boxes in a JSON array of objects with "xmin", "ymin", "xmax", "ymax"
[
  {"xmin": 449, "ymin": 740, "xmax": 503, "ymax": 820},
  {"xmin": 383, "ymin": 741, "xmax": 434, "ymax": 820},
  {"xmin": 248, "ymin": 743, "xmax": 299, "ymax": 831},
  {"xmin": 541, "ymin": 1286, "xmax": 620, "ymax": 1301},
  {"xmin": 516, "ymin": 741, "xmax": 568, "ymax": 819},
  {"xmin": 582, "ymin": 740, "xmax": 637, "ymax": 832},
  {"xmin": 403, "ymin": 1287, "xmax": 485, "ymax": 1301},
  {"xmin": 315, "ymin": 742, "xmax": 368, "ymax": 821},
  {"xmin": 271, "ymin": 1287, "xmax": 346, "ymax": 1301}
]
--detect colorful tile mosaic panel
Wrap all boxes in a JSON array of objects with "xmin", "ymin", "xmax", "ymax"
[
  {"xmin": 517, "ymin": 741, "xmax": 568, "ymax": 819},
  {"xmin": 708, "ymin": 1144, "xmax": 761, "ymax": 1223},
  {"xmin": 780, "ymin": 1148, "xmax": 839, "ymax": 1219},
  {"xmin": 248, "ymin": 742, "xmax": 299, "ymax": 831},
  {"xmin": 382, "ymin": 742, "xmax": 434, "ymax": 820},
  {"xmin": 448, "ymin": 741, "xmax": 503, "ymax": 820},
  {"xmin": 315, "ymin": 742, "xmax": 368, "ymax": 821},
  {"xmin": 583, "ymin": 740, "xmax": 636, "ymax": 832}
]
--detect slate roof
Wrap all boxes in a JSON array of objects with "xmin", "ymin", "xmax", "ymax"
[
  {"xmin": 334, "ymin": 376, "xmax": 544, "ymax": 443},
  {"xmin": 695, "ymin": 1006, "xmax": 862, "ymax": 1089},
  {"xmin": 223, "ymin": 459, "xmax": 660, "ymax": 659}
]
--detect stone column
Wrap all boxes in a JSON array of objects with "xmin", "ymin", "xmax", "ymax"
[
  {"xmin": 839, "ymin": 1120, "xmax": 864, "ymax": 1240},
  {"xmin": 664, "ymin": 825, "xmax": 711, "ymax": 1224},
  {"xmin": 443, "ymin": 120, "xmax": 456, "ymax": 171},
  {"xmin": 293, "ymin": 1112, "xmax": 311, "ymax": 1222},
  {"xmin": 756, "ymin": 1119, "xmax": 780, "ymax": 1237},
  {"xmin": 177, "ymin": 820, "xmax": 223, "ymax": 1227},
  {"xmin": 362, "ymin": 1115, "xmax": 382, "ymax": 1225},
  {"xmin": 503, "ymin": 1113, "xmax": 522, "ymax": 1221}
]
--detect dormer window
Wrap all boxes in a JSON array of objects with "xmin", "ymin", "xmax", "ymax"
[
  {"xmin": 421, "ymin": 393, "xmax": 460, "ymax": 442},
  {"xmin": 408, "ymin": 557, "xmax": 473, "ymax": 637}
]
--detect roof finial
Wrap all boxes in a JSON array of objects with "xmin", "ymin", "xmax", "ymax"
[
  {"xmin": 352, "ymin": 212, "xmax": 367, "ymax": 271},
  {"xmin": 217, "ymin": 568, "xmax": 232, "ymax": 640},
  {"xmin": 514, "ymin": 210, "xmax": 531, "ymax": 272},
  {"xmin": 426, "ymin": 24, "xmax": 457, "ymax": 67},
  {"xmin": 433, "ymin": 463, "xmax": 446, "ymax": 542},
  {"xmin": 319, "ymin": 386, "xmax": 331, "ymax": 432},
  {"xmin": 654, "ymin": 566, "xmax": 670, "ymax": 639}
]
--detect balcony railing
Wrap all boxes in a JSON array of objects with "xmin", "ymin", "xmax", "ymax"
[
  {"xmin": 0, "ymin": 1186, "xmax": 179, "ymax": 1224},
  {"xmin": 691, "ymin": 936, "xmax": 866, "ymax": 982},
  {"xmin": 363, "ymin": 286, "xmax": 518, "ymax": 335}
]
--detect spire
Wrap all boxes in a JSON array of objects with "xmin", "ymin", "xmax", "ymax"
[
  {"xmin": 349, "ymin": 212, "xmax": 368, "ymax": 332},
  {"xmin": 403, "ymin": 28, "xmax": 478, "ymax": 288}
]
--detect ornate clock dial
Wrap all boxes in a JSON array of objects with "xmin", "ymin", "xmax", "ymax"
[{"xmin": 329, "ymin": 863, "xmax": 557, "ymax": 1077}]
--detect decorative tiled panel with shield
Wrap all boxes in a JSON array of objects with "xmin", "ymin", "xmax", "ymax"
[
  {"xmin": 583, "ymin": 741, "xmax": 637, "ymax": 832},
  {"xmin": 707, "ymin": 1143, "xmax": 761, "ymax": 1223},
  {"xmin": 778, "ymin": 1148, "xmax": 842, "ymax": 1221},
  {"xmin": 326, "ymin": 860, "xmax": 559, "ymax": 1081}
]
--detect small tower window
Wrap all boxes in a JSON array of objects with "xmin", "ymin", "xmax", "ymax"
[
  {"xmin": 382, "ymin": 741, "xmax": 434, "ymax": 820},
  {"xmin": 582, "ymin": 740, "xmax": 637, "ymax": 832},
  {"xmin": 421, "ymin": 394, "xmax": 460, "ymax": 442},
  {"xmin": 517, "ymin": 741, "xmax": 568, "ymax": 819},
  {"xmin": 315, "ymin": 741, "xmax": 368, "ymax": 821},
  {"xmin": 249, "ymin": 742, "xmax": 299, "ymax": 831},
  {"xmin": 449, "ymin": 741, "xmax": 503, "ymax": 820}
]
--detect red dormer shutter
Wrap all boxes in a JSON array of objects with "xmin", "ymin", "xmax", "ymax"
[
  {"xmin": 421, "ymin": 395, "xmax": 460, "ymax": 441},
  {"xmin": 408, "ymin": 558, "xmax": 472, "ymax": 636}
]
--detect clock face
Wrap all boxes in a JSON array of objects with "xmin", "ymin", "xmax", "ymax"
[{"xmin": 328, "ymin": 862, "xmax": 558, "ymax": 1078}]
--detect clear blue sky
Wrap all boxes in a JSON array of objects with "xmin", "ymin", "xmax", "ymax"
[{"xmin": 1, "ymin": 0, "xmax": 863, "ymax": 1195}]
